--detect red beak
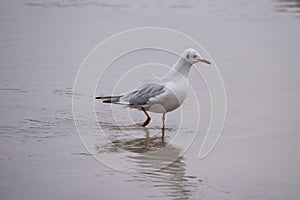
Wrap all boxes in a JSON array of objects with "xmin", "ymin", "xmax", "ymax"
[{"xmin": 198, "ymin": 59, "xmax": 211, "ymax": 65}]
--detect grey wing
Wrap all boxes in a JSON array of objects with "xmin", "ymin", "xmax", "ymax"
[{"xmin": 122, "ymin": 82, "xmax": 166, "ymax": 106}]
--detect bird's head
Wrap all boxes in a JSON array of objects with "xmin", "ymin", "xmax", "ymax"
[{"xmin": 183, "ymin": 48, "xmax": 211, "ymax": 65}]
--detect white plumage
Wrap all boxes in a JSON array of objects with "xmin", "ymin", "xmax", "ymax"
[{"xmin": 96, "ymin": 48, "xmax": 211, "ymax": 128}]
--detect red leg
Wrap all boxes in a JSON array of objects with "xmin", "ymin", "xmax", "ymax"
[
  {"xmin": 141, "ymin": 107, "xmax": 151, "ymax": 127},
  {"xmin": 162, "ymin": 113, "xmax": 166, "ymax": 129},
  {"xmin": 161, "ymin": 113, "xmax": 165, "ymax": 139}
]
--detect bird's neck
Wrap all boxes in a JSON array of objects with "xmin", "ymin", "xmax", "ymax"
[{"xmin": 163, "ymin": 57, "xmax": 192, "ymax": 82}]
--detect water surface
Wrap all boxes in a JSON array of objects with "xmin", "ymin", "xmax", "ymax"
[{"xmin": 0, "ymin": 0, "xmax": 299, "ymax": 199}]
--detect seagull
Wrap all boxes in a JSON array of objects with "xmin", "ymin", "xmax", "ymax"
[{"xmin": 95, "ymin": 48, "xmax": 211, "ymax": 129}]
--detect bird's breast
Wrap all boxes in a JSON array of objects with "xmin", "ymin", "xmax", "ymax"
[{"xmin": 166, "ymin": 79, "xmax": 189, "ymax": 104}]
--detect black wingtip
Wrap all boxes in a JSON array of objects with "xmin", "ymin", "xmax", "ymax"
[{"xmin": 102, "ymin": 99, "xmax": 112, "ymax": 103}]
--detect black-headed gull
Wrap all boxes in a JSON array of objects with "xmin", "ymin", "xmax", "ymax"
[{"xmin": 96, "ymin": 48, "xmax": 211, "ymax": 128}]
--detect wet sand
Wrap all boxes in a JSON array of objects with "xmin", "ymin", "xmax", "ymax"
[{"xmin": 0, "ymin": 0, "xmax": 299, "ymax": 199}]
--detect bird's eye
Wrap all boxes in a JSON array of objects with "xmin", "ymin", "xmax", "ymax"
[{"xmin": 193, "ymin": 55, "xmax": 197, "ymax": 58}]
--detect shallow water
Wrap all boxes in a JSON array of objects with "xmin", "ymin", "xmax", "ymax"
[{"xmin": 0, "ymin": 0, "xmax": 300, "ymax": 199}]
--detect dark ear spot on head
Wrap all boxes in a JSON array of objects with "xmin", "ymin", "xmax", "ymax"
[{"xmin": 187, "ymin": 53, "xmax": 189, "ymax": 59}]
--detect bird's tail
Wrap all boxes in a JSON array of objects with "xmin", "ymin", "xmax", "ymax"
[{"xmin": 95, "ymin": 95, "xmax": 123, "ymax": 103}]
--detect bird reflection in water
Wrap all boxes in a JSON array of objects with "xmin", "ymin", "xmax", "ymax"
[{"xmin": 95, "ymin": 123, "xmax": 198, "ymax": 199}]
